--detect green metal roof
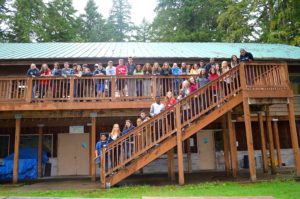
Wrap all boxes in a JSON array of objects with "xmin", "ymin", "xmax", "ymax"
[{"xmin": 0, "ymin": 42, "xmax": 300, "ymax": 60}]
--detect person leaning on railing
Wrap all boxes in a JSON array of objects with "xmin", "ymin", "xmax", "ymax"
[
  {"xmin": 107, "ymin": 124, "xmax": 121, "ymax": 170},
  {"xmin": 93, "ymin": 63, "xmax": 106, "ymax": 98},
  {"xmin": 116, "ymin": 59, "xmax": 128, "ymax": 98},
  {"xmin": 27, "ymin": 63, "xmax": 40, "ymax": 98},
  {"xmin": 143, "ymin": 63, "xmax": 153, "ymax": 97},
  {"xmin": 126, "ymin": 57, "xmax": 136, "ymax": 97},
  {"xmin": 133, "ymin": 64, "xmax": 143, "ymax": 97}
]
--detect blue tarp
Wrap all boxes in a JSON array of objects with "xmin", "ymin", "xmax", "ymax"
[{"xmin": 0, "ymin": 148, "xmax": 48, "ymax": 180}]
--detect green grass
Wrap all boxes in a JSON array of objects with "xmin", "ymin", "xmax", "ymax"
[{"xmin": 1, "ymin": 179, "xmax": 300, "ymax": 199}]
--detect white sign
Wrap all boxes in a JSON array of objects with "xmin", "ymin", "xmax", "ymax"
[{"xmin": 69, "ymin": 126, "xmax": 84, "ymax": 134}]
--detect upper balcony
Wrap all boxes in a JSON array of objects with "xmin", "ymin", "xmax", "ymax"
[{"xmin": 0, "ymin": 63, "xmax": 293, "ymax": 111}]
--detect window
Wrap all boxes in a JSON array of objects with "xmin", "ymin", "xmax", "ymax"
[
  {"xmin": 20, "ymin": 134, "xmax": 53, "ymax": 157},
  {"xmin": 290, "ymin": 73, "xmax": 300, "ymax": 95},
  {"xmin": 0, "ymin": 135, "xmax": 10, "ymax": 158}
]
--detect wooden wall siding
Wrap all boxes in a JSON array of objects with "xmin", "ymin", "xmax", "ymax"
[{"xmin": 269, "ymin": 96, "xmax": 300, "ymax": 116}]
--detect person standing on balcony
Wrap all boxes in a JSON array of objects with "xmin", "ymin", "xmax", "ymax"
[
  {"xmin": 240, "ymin": 48, "xmax": 254, "ymax": 62},
  {"xmin": 181, "ymin": 62, "xmax": 189, "ymax": 75},
  {"xmin": 121, "ymin": 120, "xmax": 136, "ymax": 160},
  {"xmin": 143, "ymin": 63, "xmax": 152, "ymax": 98},
  {"xmin": 106, "ymin": 61, "xmax": 116, "ymax": 98},
  {"xmin": 73, "ymin": 64, "xmax": 83, "ymax": 99},
  {"xmin": 108, "ymin": 124, "xmax": 121, "ymax": 169},
  {"xmin": 126, "ymin": 57, "xmax": 136, "ymax": 97},
  {"xmin": 27, "ymin": 63, "xmax": 40, "ymax": 99},
  {"xmin": 221, "ymin": 61, "xmax": 231, "ymax": 96},
  {"xmin": 231, "ymin": 55, "xmax": 239, "ymax": 68},
  {"xmin": 93, "ymin": 63, "xmax": 106, "ymax": 98},
  {"xmin": 161, "ymin": 62, "xmax": 172, "ymax": 96},
  {"xmin": 116, "ymin": 59, "xmax": 128, "ymax": 98},
  {"xmin": 189, "ymin": 76, "xmax": 199, "ymax": 116},
  {"xmin": 199, "ymin": 60, "xmax": 206, "ymax": 71},
  {"xmin": 39, "ymin": 64, "xmax": 52, "ymax": 98},
  {"xmin": 205, "ymin": 58, "xmax": 215, "ymax": 75},
  {"xmin": 209, "ymin": 66, "xmax": 220, "ymax": 105},
  {"xmin": 171, "ymin": 63, "xmax": 182, "ymax": 96},
  {"xmin": 61, "ymin": 62, "xmax": 74, "ymax": 99},
  {"xmin": 51, "ymin": 62, "xmax": 62, "ymax": 99},
  {"xmin": 133, "ymin": 64, "xmax": 143, "ymax": 97},
  {"xmin": 152, "ymin": 62, "xmax": 161, "ymax": 96},
  {"xmin": 150, "ymin": 96, "xmax": 165, "ymax": 142},
  {"xmin": 190, "ymin": 63, "xmax": 200, "ymax": 75}
]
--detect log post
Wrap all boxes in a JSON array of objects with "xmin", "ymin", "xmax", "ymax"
[
  {"xmin": 287, "ymin": 97, "xmax": 300, "ymax": 177},
  {"xmin": 167, "ymin": 148, "xmax": 175, "ymax": 181},
  {"xmin": 186, "ymin": 139, "xmax": 192, "ymax": 173},
  {"xmin": 26, "ymin": 78, "xmax": 33, "ymax": 103},
  {"xmin": 272, "ymin": 119, "xmax": 282, "ymax": 167},
  {"xmin": 37, "ymin": 124, "xmax": 44, "ymax": 178},
  {"xmin": 100, "ymin": 147, "xmax": 106, "ymax": 188},
  {"xmin": 266, "ymin": 106, "xmax": 276, "ymax": 174},
  {"xmin": 90, "ymin": 112, "xmax": 97, "ymax": 182},
  {"xmin": 243, "ymin": 98, "xmax": 256, "ymax": 182},
  {"xmin": 13, "ymin": 114, "xmax": 22, "ymax": 184},
  {"xmin": 227, "ymin": 112, "xmax": 237, "ymax": 178},
  {"xmin": 222, "ymin": 115, "xmax": 231, "ymax": 176},
  {"xmin": 258, "ymin": 112, "xmax": 268, "ymax": 173},
  {"xmin": 175, "ymin": 104, "xmax": 184, "ymax": 185}
]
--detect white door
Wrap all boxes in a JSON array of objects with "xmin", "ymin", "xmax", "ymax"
[
  {"xmin": 57, "ymin": 133, "xmax": 89, "ymax": 176},
  {"xmin": 197, "ymin": 130, "xmax": 216, "ymax": 170}
]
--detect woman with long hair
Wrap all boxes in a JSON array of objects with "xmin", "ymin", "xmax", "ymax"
[
  {"xmin": 134, "ymin": 64, "xmax": 144, "ymax": 96},
  {"xmin": 39, "ymin": 63, "xmax": 51, "ymax": 98},
  {"xmin": 121, "ymin": 120, "xmax": 135, "ymax": 160},
  {"xmin": 107, "ymin": 124, "xmax": 121, "ymax": 170},
  {"xmin": 143, "ymin": 63, "xmax": 152, "ymax": 97}
]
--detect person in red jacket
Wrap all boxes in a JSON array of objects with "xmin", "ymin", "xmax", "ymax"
[
  {"xmin": 116, "ymin": 59, "xmax": 128, "ymax": 97},
  {"xmin": 39, "ymin": 63, "xmax": 52, "ymax": 98},
  {"xmin": 208, "ymin": 66, "xmax": 220, "ymax": 104},
  {"xmin": 188, "ymin": 76, "xmax": 197, "ymax": 94},
  {"xmin": 164, "ymin": 91, "xmax": 177, "ymax": 130}
]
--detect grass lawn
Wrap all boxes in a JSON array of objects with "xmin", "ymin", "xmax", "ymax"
[{"xmin": 1, "ymin": 179, "xmax": 300, "ymax": 199}]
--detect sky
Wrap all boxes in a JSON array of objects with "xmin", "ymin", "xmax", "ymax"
[{"xmin": 73, "ymin": 0, "xmax": 157, "ymax": 25}]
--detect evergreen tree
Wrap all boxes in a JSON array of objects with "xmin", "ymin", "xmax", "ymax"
[
  {"xmin": 9, "ymin": 0, "xmax": 47, "ymax": 42},
  {"xmin": 0, "ymin": 0, "xmax": 10, "ymax": 41},
  {"xmin": 44, "ymin": 0, "xmax": 82, "ymax": 42},
  {"xmin": 80, "ymin": 0, "xmax": 108, "ymax": 42},
  {"xmin": 108, "ymin": 0, "xmax": 133, "ymax": 41},
  {"xmin": 133, "ymin": 18, "xmax": 152, "ymax": 42}
]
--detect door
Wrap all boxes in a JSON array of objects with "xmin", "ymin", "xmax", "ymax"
[
  {"xmin": 57, "ymin": 133, "xmax": 89, "ymax": 176},
  {"xmin": 197, "ymin": 130, "xmax": 216, "ymax": 170}
]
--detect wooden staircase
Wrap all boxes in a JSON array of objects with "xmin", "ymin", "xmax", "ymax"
[{"xmin": 100, "ymin": 62, "xmax": 299, "ymax": 188}]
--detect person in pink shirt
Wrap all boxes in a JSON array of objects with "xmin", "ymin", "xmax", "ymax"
[
  {"xmin": 188, "ymin": 76, "xmax": 197, "ymax": 94},
  {"xmin": 116, "ymin": 59, "xmax": 128, "ymax": 97}
]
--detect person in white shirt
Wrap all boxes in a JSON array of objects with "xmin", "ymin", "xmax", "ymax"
[
  {"xmin": 150, "ymin": 96, "xmax": 165, "ymax": 117},
  {"xmin": 105, "ymin": 61, "xmax": 116, "ymax": 97}
]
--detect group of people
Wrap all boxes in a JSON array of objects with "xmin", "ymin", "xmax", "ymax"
[{"xmin": 26, "ymin": 48, "xmax": 253, "ymax": 99}]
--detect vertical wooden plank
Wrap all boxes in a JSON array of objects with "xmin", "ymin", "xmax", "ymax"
[
  {"xmin": 111, "ymin": 76, "xmax": 116, "ymax": 101},
  {"xmin": 227, "ymin": 112, "xmax": 237, "ymax": 178},
  {"xmin": 287, "ymin": 97, "xmax": 300, "ymax": 177},
  {"xmin": 37, "ymin": 124, "xmax": 44, "ymax": 178},
  {"xmin": 90, "ymin": 112, "xmax": 97, "ymax": 182},
  {"xmin": 100, "ymin": 147, "xmax": 106, "ymax": 188},
  {"xmin": 26, "ymin": 78, "xmax": 32, "ymax": 103},
  {"xmin": 152, "ymin": 76, "xmax": 157, "ymax": 99},
  {"xmin": 186, "ymin": 139, "xmax": 192, "ymax": 173},
  {"xmin": 13, "ymin": 114, "xmax": 22, "ymax": 184},
  {"xmin": 69, "ymin": 77, "xmax": 74, "ymax": 101},
  {"xmin": 258, "ymin": 112, "xmax": 268, "ymax": 173},
  {"xmin": 243, "ymin": 98, "xmax": 256, "ymax": 182},
  {"xmin": 272, "ymin": 119, "xmax": 282, "ymax": 167},
  {"xmin": 167, "ymin": 148, "xmax": 175, "ymax": 181},
  {"xmin": 175, "ymin": 104, "xmax": 184, "ymax": 185},
  {"xmin": 221, "ymin": 115, "xmax": 231, "ymax": 176},
  {"xmin": 266, "ymin": 106, "xmax": 276, "ymax": 174}
]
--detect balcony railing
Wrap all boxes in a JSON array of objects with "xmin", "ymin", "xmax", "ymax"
[{"xmin": 0, "ymin": 75, "xmax": 197, "ymax": 103}]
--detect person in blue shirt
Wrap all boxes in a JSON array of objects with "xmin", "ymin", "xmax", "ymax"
[
  {"xmin": 240, "ymin": 48, "xmax": 254, "ymax": 62},
  {"xmin": 171, "ymin": 63, "xmax": 182, "ymax": 96},
  {"xmin": 93, "ymin": 63, "xmax": 106, "ymax": 98},
  {"xmin": 95, "ymin": 133, "xmax": 108, "ymax": 170},
  {"xmin": 27, "ymin": 63, "xmax": 40, "ymax": 98}
]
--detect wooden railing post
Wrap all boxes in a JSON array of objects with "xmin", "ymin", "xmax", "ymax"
[
  {"xmin": 69, "ymin": 77, "xmax": 74, "ymax": 101},
  {"xmin": 227, "ymin": 112, "xmax": 237, "ymax": 178},
  {"xmin": 175, "ymin": 104, "xmax": 184, "ymax": 185},
  {"xmin": 272, "ymin": 118, "xmax": 282, "ymax": 167},
  {"xmin": 239, "ymin": 63, "xmax": 247, "ymax": 89},
  {"xmin": 26, "ymin": 78, "xmax": 32, "ymax": 103},
  {"xmin": 258, "ymin": 112, "xmax": 268, "ymax": 173},
  {"xmin": 111, "ymin": 76, "xmax": 116, "ymax": 101},
  {"xmin": 266, "ymin": 106, "xmax": 276, "ymax": 174},
  {"xmin": 152, "ymin": 76, "xmax": 157, "ymax": 99},
  {"xmin": 100, "ymin": 147, "xmax": 106, "ymax": 188},
  {"xmin": 90, "ymin": 112, "xmax": 97, "ymax": 182}
]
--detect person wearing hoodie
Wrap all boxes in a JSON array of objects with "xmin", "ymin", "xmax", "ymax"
[{"xmin": 171, "ymin": 63, "xmax": 182, "ymax": 96}]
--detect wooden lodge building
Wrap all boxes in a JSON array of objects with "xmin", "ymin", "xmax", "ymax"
[{"xmin": 0, "ymin": 42, "xmax": 300, "ymax": 187}]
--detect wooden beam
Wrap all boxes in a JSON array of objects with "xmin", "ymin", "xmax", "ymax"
[
  {"xmin": 37, "ymin": 124, "xmax": 44, "ymax": 178},
  {"xmin": 266, "ymin": 106, "xmax": 276, "ymax": 174},
  {"xmin": 287, "ymin": 97, "xmax": 300, "ymax": 177},
  {"xmin": 13, "ymin": 114, "xmax": 22, "ymax": 184},
  {"xmin": 272, "ymin": 119, "xmax": 282, "ymax": 167},
  {"xmin": 243, "ymin": 98, "xmax": 256, "ymax": 182},
  {"xmin": 167, "ymin": 148, "xmax": 175, "ymax": 181},
  {"xmin": 258, "ymin": 112, "xmax": 268, "ymax": 173},
  {"xmin": 90, "ymin": 112, "xmax": 97, "ymax": 182},
  {"xmin": 227, "ymin": 112, "xmax": 237, "ymax": 178},
  {"xmin": 222, "ymin": 115, "xmax": 231, "ymax": 176},
  {"xmin": 186, "ymin": 139, "xmax": 192, "ymax": 173},
  {"xmin": 175, "ymin": 104, "xmax": 184, "ymax": 185}
]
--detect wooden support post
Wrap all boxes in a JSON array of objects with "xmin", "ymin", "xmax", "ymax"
[
  {"xmin": 152, "ymin": 76, "xmax": 157, "ymax": 100},
  {"xmin": 243, "ymin": 98, "xmax": 256, "ymax": 182},
  {"xmin": 272, "ymin": 119, "xmax": 282, "ymax": 167},
  {"xmin": 13, "ymin": 114, "xmax": 22, "ymax": 184},
  {"xmin": 222, "ymin": 115, "xmax": 231, "ymax": 176},
  {"xmin": 186, "ymin": 139, "xmax": 192, "ymax": 173},
  {"xmin": 167, "ymin": 148, "xmax": 175, "ymax": 181},
  {"xmin": 69, "ymin": 77, "xmax": 74, "ymax": 101},
  {"xmin": 100, "ymin": 147, "xmax": 106, "ymax": 188},
  {"xmin": 90, "ymin": 112, "xmax": 97, "ymax": 182},
  {"xmin": 266, "ymin": 106, "xmax": 276, "ymax": 174},
  {"xmin": 26, "ymin": 78, "xmax": 33, "ymax": 103},
  {"xmin": 37, "ymin": 124, "xmax": 44, "ymax": 178},
  {"xmin": 175, "ymin": 104, "xmax": 184, "ymax": 185},
  {"xmin": 227, "ymin": 112, "xmax": 237, "ymax": 178},
  {"xmin": 111, "ymin": 76, "xmax": 116, "ymax": 101},
  {"xmin": 287, "ymin": 97, "xmax": 300, "ymax": 177},
  {"xmin": 258, "ymin": 112, "xmax": 268, "ymax": 173}
]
